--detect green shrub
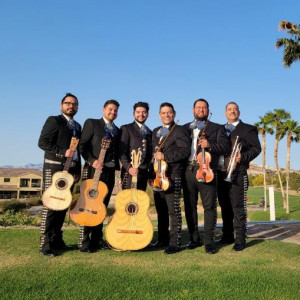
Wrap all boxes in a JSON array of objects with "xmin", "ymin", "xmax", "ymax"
[
  {"xmin": 0, "ymin": 210, "xmax": 41, "ymax": 226},
  {"xmin": 0, "ymin": 200, "xmax": 27, "ymax": 212}
]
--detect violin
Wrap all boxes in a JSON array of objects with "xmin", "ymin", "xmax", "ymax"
[
  {"xmin": 196, "ymin": 128, "xmax": 214, "ymax": 183},
  {"xmin": 152, "ymin": 121, "xmax": 179, "ymax": 192},
  {"xmin": 153, "ymin": 158, "xmax": 170, "ymax": 192}
]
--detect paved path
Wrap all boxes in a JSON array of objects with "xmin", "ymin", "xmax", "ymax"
[{"xmin": 246, "ymin": 220, "xmax": 300, "ymax": 245}]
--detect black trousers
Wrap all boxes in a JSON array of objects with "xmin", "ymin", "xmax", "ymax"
[
  {"xmin": 183, "ymin": 165, "xmax": 217, "ymax": 245},
  {"xmin": 154, "ymin": 177, "xmax": 182, "ymax": 247},
  {"xmin": 40, "ymin": 163, "xmax": 77, "ymax": 251},
  {"xmin": 217, "ymin": 170, "xmax": 248, "ymax": 244},
  {"xmin": 121, "ymin": 167, "xmax": 148, "ymax": 191},
  {"xmin": 79, "ymin": 166, "xmax": 115, "ymax": 249}
]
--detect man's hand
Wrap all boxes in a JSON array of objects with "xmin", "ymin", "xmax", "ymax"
[
  {"xmin": 198, "ymin": 138, "xmax": 210, "ymax": 149},
  {"xmin": 128, "ymin": 167, "xmax": 138, "ymax": 176},
  {"xmin": 154, "ymin": 152, "xmax": 164, "ymax": 160},
  {"xmin": 92, "ymin": 160, "xmax": 103, "ymax": 170},
  {"xmin": 65, "ymin": 149, "xmax": 75, "ymax": 158}
]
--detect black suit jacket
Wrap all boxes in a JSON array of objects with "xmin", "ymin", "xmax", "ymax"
[
  {"xmin": 184, "ymin": 120, "xmax": 230, "ymax": 170},
  {"xmin": 152, "ymin": 122, "xmax": 191, "ymax": 178},
  {"xmin": 38, "ymin": 114, "xmax": 82, "ymax": 175},
  {"xmin": 120, "ymin": 122, "xmax": 152, "ymax": 170},
  {"xmin": 79, "ymin": 118, "xmax": 120, "ymax": 170},
  {"xmin": 226, "ymin": 121, "xmax": 261, "ymax": 171}
]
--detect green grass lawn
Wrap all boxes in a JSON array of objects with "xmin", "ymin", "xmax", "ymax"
[
  {"xmin": 0, "ymin": 228, "xmax": 299, "ymax": 300},
  {"xmin": 246, "ymin": 187, "xmax": 300, "ymax": 221}
]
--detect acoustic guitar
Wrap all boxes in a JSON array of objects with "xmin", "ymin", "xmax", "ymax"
[
  {"xmin": 70, "ymin": 136, "xmax": 110, "ymax": 226},
  {"xmin": 42, "ymin": 137, "xmax": 79, "ymax": 211},
  {"xmin": 106, "ymin": 149, "xmax": 153, "ymax": 251}
]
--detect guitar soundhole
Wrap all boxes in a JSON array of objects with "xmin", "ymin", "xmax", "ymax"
[
  {"xmin": 126, "ymin": 203, "xmax": 138, "ymax": 215},
  {"xmin": 56, "ymin": 179, "xmax": 67, "ymax": 190},
  {"xmin": 88, "ymin": 189, "xmax": 98, "ymax": 198}
]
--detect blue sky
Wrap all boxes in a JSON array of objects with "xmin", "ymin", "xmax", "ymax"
[{"xmin": 1, "ymin": 0, "xmax": 299, "ymax": 169}]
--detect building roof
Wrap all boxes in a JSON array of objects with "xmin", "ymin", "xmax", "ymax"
[{"xmin": 0, "ymin": 168, "xmax": 42, "ymax": 177}]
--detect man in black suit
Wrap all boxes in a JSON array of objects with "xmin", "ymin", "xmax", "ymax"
[
  {"xmin": 183, "ymin": 99, "xmax": 230, "ymax": 254},
  {"xmin": 38, "ymin": 93, "xmax": 81, "ymax": 257},
  {"xmin": 78, "ymin": 100, "xmax": 120, "ymax": 253},
  {"xmin": 217, "ymin": 102, "xmax": 261, "ymax": 251},
  {"xmin": 151, "ymin": 102, "xmax": 190, "ymax": 254},
  {"xmin": 120, "ymin": 102, "xmax": 152, "ymax": 191}
]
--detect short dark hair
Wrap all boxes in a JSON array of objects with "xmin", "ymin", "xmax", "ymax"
[
  {"xmin": 193, "ymin": 98, "xmax": 209, "ymax": 109},
  {"xmin": 61, "ymin": 93, "xmax": 78, "ymax": 104},
  {"xmin": 103, "ymin": 99, "xmax": 120, "ymax": 108},
  {"xmin": 159, "ymin": 102, "xmax": 175, "ymax": 113},
  {"xmin": 225, "ymin": 101, "xmax": 239, "ymax": 110},
  {"xmin": 133, "ymin": 102, "xmax": 149, "ymax": 112}
]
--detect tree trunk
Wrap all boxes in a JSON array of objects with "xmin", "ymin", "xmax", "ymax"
[
  {"xmin": 274, "ymin": 138, "xmax": 286, "ymax": 207},
  {"xmin": 262, "ymin": 133, "xmax": 267, "ymax": 211},
  {"xmin": 285, "ymin": 134, "xmax": 292, "ymax": 214}
]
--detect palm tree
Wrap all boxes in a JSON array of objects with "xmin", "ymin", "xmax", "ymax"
[
  {"xmin": 283, "ymin": 120, "xmax": 300, "ymax": 213},
  {"xmin": 265, "ymin": 109, "xmax": 291, "ymax": 207},
  {"xmin": 254, "ymin": 116, "xmax": 274, "ymax": 211},
  {"xmin": 276, "ymin": 20, "xmax": 300, "ymax": 68}
]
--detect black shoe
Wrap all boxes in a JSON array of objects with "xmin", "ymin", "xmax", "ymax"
[
  {"xmin": 205, "ymin": 244, "xmax": 216, "ymax": 254},
  {"xmin": 215, "ymin": 237, "xmax": 235, "ymax": 245},
  {"xmin": 233, "ymin": 243, "xmax": 246, "ymax": 251},
  {"xmin": 98, "ymin": 241, "xmax": 110, "ymax": 250},
  {"xmin": 185, "ymin": 241, "xmax": 202, "ymax": 250},
  {"xmin": 80, "ymin": 247, "xmax": 92, "ymax": 253},
  {"xmin": 54, "ymin": 242, "xmax": 74, "ymax": 251},
  {"xmin": 41, "ymin": 249, "xmax": 56, "ymax": 257},
  {"xmin": 149, "ymin": 241, "xmax": 169, "ymax": 248},
  {"xmin": 164, "ymin": 246, "xmax": 181, "ymax": 254}
]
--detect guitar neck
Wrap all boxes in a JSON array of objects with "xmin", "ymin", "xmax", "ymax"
[
  {"xmin": 91, "ymin": 148, "xmax": 108, "ymax": 190},
  {"xmin": 63, "ymin": 157, "xmax": 73, "ymax": 172},
  {"xmin": 131, "ymin": 175, "xmax": 138, "ymax": 189}
]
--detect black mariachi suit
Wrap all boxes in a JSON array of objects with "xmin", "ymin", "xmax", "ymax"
[
  {"xmin": 182, "ymin": 120, "xmax": 230, "ymax": 246},
  {"xmin": 120, "ymin": 121, "xmax": 152, "ymax": 191},
  {"xmin": 78, "ymin": 118, "xmax": 120, "ymax": 250},
  {"xmin": 217, "ymin": 121, "xmax": 261, "ymax": 245},
  {"xmin": 38, "ymin": 114, "xmax": 81, "ymax": 251},
  {"xmin": 152, "ymin": 123, "xmax": 190, "ymax": 247}
]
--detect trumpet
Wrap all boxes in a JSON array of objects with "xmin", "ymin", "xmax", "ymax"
[{"xmin": 224, "ymin": 136, "xmax": 242, "ymax": 182}]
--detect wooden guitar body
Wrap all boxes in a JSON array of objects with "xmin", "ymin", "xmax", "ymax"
[
  {"xmin": 42, "ymin": 137, "xmax": 79, "ymax": 211},
  {"xmin": 105, "ymin": 188, "xmax": 153, "ymax": 251},
  {"xmin": 70, "ymin": 179, "xmax": 108, "ymax": 226},
  {"xmin": 42, "ymin": 171, "xmax": 74, "ymax": 210}
]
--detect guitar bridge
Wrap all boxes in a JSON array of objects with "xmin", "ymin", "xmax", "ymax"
[
  {"xmin": 50, "ymin": 196, "xmax": 65, "ymax": 201},
  {"xmin": 117, "ymin": 229, "xmax": 143, "ymax": 234},
  {"xmin": 79, "ymin": 208, "xmax": 98, "ymax": 214}
]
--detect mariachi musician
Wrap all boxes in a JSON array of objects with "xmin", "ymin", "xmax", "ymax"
[
  {"xmin": 120, "ymin": 102, "xmax": 152, "ymax": 191},
  {"xmin": 38, "ymin": 93, "xmax": 81, "ymax": 257},
  {"xmin": 182, "ymin": 99, "xmax": 230, "ymax": 254},
  {"xmin": 78, "ymin": 100, "xmax": 120, "ymax": 253},
  {"xmin": 217, "ymin": 102, "xmax": 261, "ymax": 251},
  {"xmin": 151, "ymin": 102, "xmax": 190, "ymax": 254}
]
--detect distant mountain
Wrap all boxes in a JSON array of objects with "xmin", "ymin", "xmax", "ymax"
[{"xmin": 1, "ymin": 163, "xmax": 43, "ymax": 171}]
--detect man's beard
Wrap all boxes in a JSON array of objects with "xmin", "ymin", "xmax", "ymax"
[
  {"xmin": 135, "ymin": 118, "xmax": 145, "ymax": 124},
  {"xmin": 196, "ymin": 116, "xmax": 207, "ymax": 121}
]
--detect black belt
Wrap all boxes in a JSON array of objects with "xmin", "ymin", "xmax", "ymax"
[{"xmin": 44, "ymin": 159, "xmax": 77, "ymax": 167}]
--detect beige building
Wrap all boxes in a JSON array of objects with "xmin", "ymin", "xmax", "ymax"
[{"xmin": 0, "ymin": 168, "xmax": 42, "ymax": 199}]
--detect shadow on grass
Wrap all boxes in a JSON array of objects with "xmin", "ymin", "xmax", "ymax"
[{"xmin": 247, "ymin": 222, "xmax": 300, "ymax": 243}]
